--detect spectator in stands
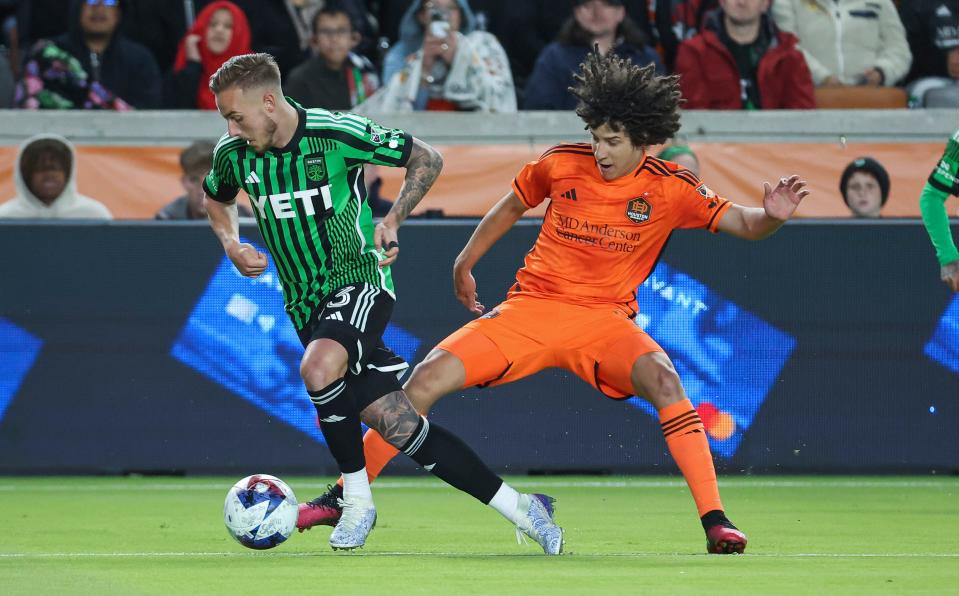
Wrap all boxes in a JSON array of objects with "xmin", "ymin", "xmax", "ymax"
[
  {"xmin": 0, "ymin": 134, "xmax": 111, "ymax": 219},
  {"xmin": 286, "ymin": 2, "xmax": 379, "ymax": 110},
  {"xmin": 16, "ymin": 0, "xmax": 161, "ymax": 109},
  {"xmin": 231, "ymin": 0, "xmax": 374, "ymax": 77},
  {"xmin": 840, "ymin": 156, "xmax": 889, "ymax": 218},
  {"xmin": 657, "ymin": 144, "xmax": 700, "ymax": 176},
  {"xmin": 771, "ymin": 0, "xmax": 911, "ymax": 88},
  {"xmin": 523, "ymin": 0, "xmax": 662, "ymax": 110},
  {"xmin": 900, "ymin": 0, "xmax": 959, "ymax": 84},
  {"xmin": 362, "ymin": 0, "xmax": 515, "ymax": 112},
  {"xmin": 157, "ymin": 140, "xmax": 252, "ymax": 220},
  {"xmin": 489, "ymin": 0, "xmax": 652, "ymax": 104},
  {"xmin": 899, "ymin": 1, "xmax": 959, "ymax": 106},
  {"xmin": 165, "ymin": 1, "xmax": 252, "ymax": 110},
  {"xmin": 675, "ymin": 0, "xmax": 815, "ymax": 110}
]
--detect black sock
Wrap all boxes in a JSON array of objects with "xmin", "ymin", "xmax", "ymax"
[
  {"xmin": 701, "ymin": 509, "xmax": 735, "ymax": 531},
  {"xmin": 400, "ymin": 416, "xmax": 502, "ymax": 504},
  {"xmin": 308, "ymin": 378, "xmax": 364, "ymax": 474}
]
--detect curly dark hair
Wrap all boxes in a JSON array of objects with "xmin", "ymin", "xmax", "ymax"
[{"xmin": 569, "ymin": 49, "xmax": 682, "ymax": 148}]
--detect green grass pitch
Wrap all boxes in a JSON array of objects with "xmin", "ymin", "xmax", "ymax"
[{"xmin": 2, "ymin": 476, "xmax": 957, "ymax": 595}]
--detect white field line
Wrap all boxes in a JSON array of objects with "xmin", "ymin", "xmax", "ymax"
[
  {"xmin": 0, "ymin": 552, "xmax": 957, "ymax": 559},
  {"xmin": 0, "ymin": 479, "xmax": 955, "ymax": 492}
]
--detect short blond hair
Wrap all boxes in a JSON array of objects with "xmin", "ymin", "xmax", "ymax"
[{"xmin": 209, "ymin": 53, "xmax": 282, "ymax": 95}]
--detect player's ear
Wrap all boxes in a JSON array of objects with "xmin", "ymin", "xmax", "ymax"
[{"xmin": 262, "ymin": 90, "xmax": 277, "ymax": 113}]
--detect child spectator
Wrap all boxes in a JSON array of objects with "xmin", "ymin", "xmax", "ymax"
[
  {"xmin": 156, "ymin": 140, "xmax": 253, "ymax": 220},
  {"xmin": 840, "ymin": 156, "xmax": 890, "ymax": 218},
  {"xmin": 166, "ymin": 1, "xmax": 252, "ymax": 110},
  {"xmin": 285, "ymin": 2, "xmax": 379, "ymax": 110}
]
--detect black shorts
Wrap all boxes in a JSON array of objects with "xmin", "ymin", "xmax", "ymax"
[{"xmin": 297, "ymin": 282, "xmax": 408, "ymax": 381}]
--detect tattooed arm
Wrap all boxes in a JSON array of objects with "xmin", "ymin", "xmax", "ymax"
[{"xmin": 373, "ymin": 137, "xmax": 444, "ymax": 267}]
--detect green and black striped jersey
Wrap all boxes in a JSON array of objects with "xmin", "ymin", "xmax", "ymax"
[{"xmin": 202, "ymin": 98, "xmax": 412, "ymax": 330}]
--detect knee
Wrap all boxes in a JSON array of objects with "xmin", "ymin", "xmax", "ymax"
[
  {"xmin": 300, "ymin": 345, "xmax": 347, "ymax": 390},
  {"xmin": 404, "ymin": 351, "xmax": 460, "ymax": 413},
  {"xmin": 632, "ymin": 356, "xmax": 685, "ymax": 408}
]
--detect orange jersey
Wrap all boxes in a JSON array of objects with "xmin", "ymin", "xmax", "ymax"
[{"xmin": 510, "ymin": 143, "xmax": 732, "ymax": 309}]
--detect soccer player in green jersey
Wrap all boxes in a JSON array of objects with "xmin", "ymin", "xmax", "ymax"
[
  {"xmin": 201, "ymin": 53, "xmax": 563, "ymax": 553},
  {"xmin": 920, "ymin": 128, "xmax": 959, "ymax": 292}
]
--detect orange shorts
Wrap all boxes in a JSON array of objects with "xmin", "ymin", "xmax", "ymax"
[{"xmin": 436, "ymin": 294, "xmax": 663, "ymax": 398}]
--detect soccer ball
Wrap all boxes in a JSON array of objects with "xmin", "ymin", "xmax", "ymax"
[{"xmin": 223, "ymin": 474, "xmax": 299, "ymax": 550}]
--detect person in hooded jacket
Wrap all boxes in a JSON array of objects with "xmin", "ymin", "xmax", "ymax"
[
  {"xmin": 48, "ymin": 0, "xmax": 161, "ymax": 109},
  {"xmin": 164, "ymin": 0, "xmax": 252, "ymax": 109},
  {"xmin": 675, "ymin": 0, "xmax": 814, "ymax": 109},
  {"xmin": 362, "ymin": 0, "xmax": 515, "ymax": 113},
  {"xmin": 0, "ymin": 134, "xmax": 111, "ymax": 219}
]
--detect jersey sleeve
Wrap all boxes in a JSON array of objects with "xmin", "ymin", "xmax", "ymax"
[
  {"xmin": 671, "ymin": 175, "xmax": 732, "ymax": 233},
  {"xmin": 202, "ymin": 137, "xmax": 241, "ymax": 204},
  {"xmin": 511, "ymin": 156, "xmax": 553, "ymax": 209},
  {"xmin": 927, "ymin": 131, "xmax": 959, "ymax": 196},
  {"xmin": 327, "ymin": 113, "xmax": 413, "ymax": 167}
]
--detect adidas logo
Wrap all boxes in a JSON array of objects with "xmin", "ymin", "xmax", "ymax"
[
  {"xmin": 325, "ymin": 311, "xmax": 344, "ymax": 321},
  {"xmin": 320, "ymin": 415, "xmax": 346, "ymax": 423},
  {"xmin": 937, "ymin": 4, "xmax": 952, "ymax": 17},
  {"xmin": 560, "ymin": 188, "xmax": 578, "ymax": 201},
  {"xmin": 245, "ymin": 171, "xmax": 261, "ymax": 185}
]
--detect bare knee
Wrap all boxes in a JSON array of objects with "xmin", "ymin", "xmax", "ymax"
[
  {"xmin": 300, "ymin": 339, "xmax": 348, "ymax": 390},
  {"xmin": 404, "ymin": 349, "xmax": 465, "ymax": 414},
  {"xmin": 631, "ymin": 352, "xmax": 686, "ymax": 410}
]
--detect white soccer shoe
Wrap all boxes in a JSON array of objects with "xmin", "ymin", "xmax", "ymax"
[
  {"xmin": 329, "ymin": 496, "xmax": 377, "ymax": 550},
  {"xmin": 516, "ymin": 493, "xmax": 564, "ymax": 555}
]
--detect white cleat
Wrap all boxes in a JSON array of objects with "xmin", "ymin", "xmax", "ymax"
[
  {"xmin": 329, "ymin": 497, "xmax": 376, "ymax": 550},
  {"xmin": 515, "ymin": 493, "xmax": 564, "ymax": 555}
]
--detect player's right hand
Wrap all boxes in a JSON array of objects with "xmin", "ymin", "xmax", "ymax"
[
  {"xmin": 942, "ymin": 261, "xmax": 959, "ymax": 293},
  {"xmin": 454, "ymin": 269, "xmax": 485, "ymax": 315},
  {"xmin": 227, "ymin": 242, "xmax": 268, "ymax": 278}
]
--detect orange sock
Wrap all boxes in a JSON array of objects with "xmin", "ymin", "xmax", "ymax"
[
  {"xmin": 335, "ymin": 428, "xmax": 400, "ymax": 488},
  {"xmin": 659, "ymin": 399, "xmax": 723, "ymax": 517}
]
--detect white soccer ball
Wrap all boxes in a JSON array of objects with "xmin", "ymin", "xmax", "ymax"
[{"xmin": 224, "ymin": 474, "xmax": 298, "ymax": 550}]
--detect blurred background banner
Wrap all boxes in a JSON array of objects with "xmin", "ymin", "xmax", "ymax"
[
  {"xmin": 0, "ymin": 142, "xmax": 952, "ymax": 219},
  {"xmin": 0, "ymin": 220, "xmax": 956, "ymax": 475}
]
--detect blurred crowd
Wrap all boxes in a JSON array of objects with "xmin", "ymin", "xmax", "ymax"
[{"xmin": 0, "ymin": 0, "xmax": 955, "ymax": 113}]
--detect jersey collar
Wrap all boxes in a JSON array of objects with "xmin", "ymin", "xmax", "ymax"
[{"xmin": 271, "ymin": 97, "xmax": 307, "ymax": 154}]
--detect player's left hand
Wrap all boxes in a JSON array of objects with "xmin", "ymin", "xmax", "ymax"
[
  {"xmin": 763, "ymin": 175, "xmax": 809, "ymax": 221},
  {"xmin": 942, "ymin": 260, "xmax": 959, "ymax": 293},
  {"xmin": 374, "ymin": 221, "xmax": 399, "ymax": 267}
]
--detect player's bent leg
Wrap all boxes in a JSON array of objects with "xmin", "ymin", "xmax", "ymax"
[
  {"xmin": 299, "ymin": 339, "xmax": 375, "ymax": 548},
  {"xmin": 403, "ymin": 348, "xmax": 469, "ymax": 414},
  {"xmin": 631, "ymin": 351, "xmax": 746, "ymax": 554},
  {"xmin": 358, "ymin": 388, "xmax": 563, "ymax": 555},
  {"xmin": 300, "ymin": 339, "xmax": 365, "ymax": 475}
]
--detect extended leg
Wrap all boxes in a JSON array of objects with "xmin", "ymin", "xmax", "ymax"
[{"xmin": 631, "ymin": 351, "xmax": 746, "ymax": 554}]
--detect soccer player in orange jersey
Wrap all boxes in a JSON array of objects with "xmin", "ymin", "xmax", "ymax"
[{"xmin": 299, "ymin": 49, "xmax": 809, "ymax": 554}]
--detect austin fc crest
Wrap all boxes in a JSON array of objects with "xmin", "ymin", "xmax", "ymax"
[
  {"xmin": 305, "ymin": 156, "xmax": 327, "ymax": 182},
  {"xmin": 626, "ymin": 194, "xmax": 652, "ymax": 224}
]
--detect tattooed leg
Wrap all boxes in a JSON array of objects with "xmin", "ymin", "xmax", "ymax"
[
  {"xmin": 360, "ymin": 391, "xmax": 421, "ymax": 449},
  {"xmin": 360, "ymin": 389, "xmax": 502, "ymax": 504}
]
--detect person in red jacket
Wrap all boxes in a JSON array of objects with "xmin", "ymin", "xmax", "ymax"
[{"xmin": 674, "ymin": 0, "xmax": 814, "ymax": 109}]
